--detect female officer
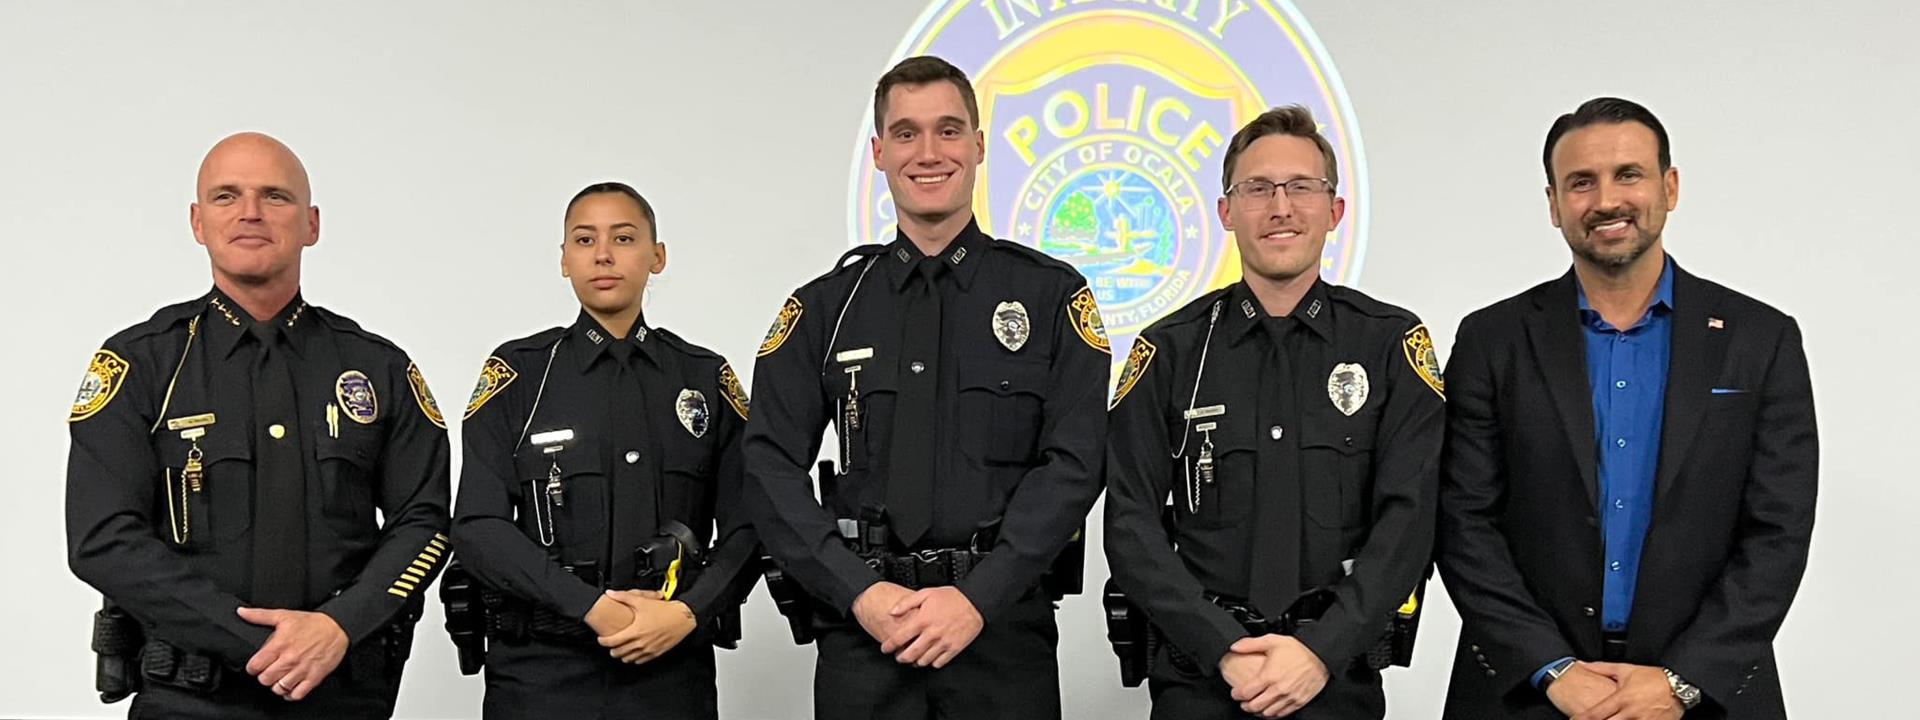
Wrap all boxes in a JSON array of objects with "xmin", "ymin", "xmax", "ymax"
[{"xmin": 449, "ymin": 182, "xmax": 758, "ymax": 719}]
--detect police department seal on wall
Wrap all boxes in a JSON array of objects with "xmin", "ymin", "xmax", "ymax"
[{"xmin": 851, "ymin": 0, "xmax": 1370, "ymax": 360}]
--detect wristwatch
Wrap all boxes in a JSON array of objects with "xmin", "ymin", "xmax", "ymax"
[
  {"xmin": 1663, "ymin": 668, "xmax": 1702, "ymax": 710},
  {"xmin": 1542, "ymin": 658, "xmax": 1577, "ymax": 688}
]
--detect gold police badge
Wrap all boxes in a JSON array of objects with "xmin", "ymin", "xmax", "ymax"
[
  {"xmin": 336, "ymin": 370, "xmax": 379, "ymax": 424},
  {"xmin": 70, "ymin": 349, "xmax": 130, "ymax": 422}
]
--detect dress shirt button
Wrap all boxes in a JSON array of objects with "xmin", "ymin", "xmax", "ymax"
[
  {"xmin": 1582, "ymin": 606, "xmax": 1597, "ymax": 617},
  {"xmin": 1269, "ymin": 425, "xmax": 1283, "ymax": 440},
  {"xmin": 910, "ymin": 361, "xmax": 926, "ymax": 374},
  {"xmin": 1615, "ymin": 438, "xmax": 1627, "ymax": 448},
  {"xmin": 1609, "ymin": 561, "xmax": 1622, "ymax": 572},
  {"xmin": 1614, "ymin": 499, "xmax": 1626, "ymax": 510},
  {"xmin": 1615, "ymin": 380, "xmax": 1628, "ymax": 389},
  {"xmin": 268, "ymin": 424, "xmax": 285, "ymax": 439},
  {"xmin": 625, "ymin": 451, "xmax": 640, "ymax": 464}
]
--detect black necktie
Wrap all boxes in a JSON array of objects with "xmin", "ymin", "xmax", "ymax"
[
  {"xmin": 248, "ymin": 322, "xmax": 309, "ymax": 608},
  {"xmin": 1247, "ymin": 317, "xmax": 1302, "ymax": 617},
  {"xmin": 887, "ymin": 258, "xmax": 943, "ymax": 547},
  {"xmin": 610, "ymin": 342, "xmax": 656, "ymax": 536}
]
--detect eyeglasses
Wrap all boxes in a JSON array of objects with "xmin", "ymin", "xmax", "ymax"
[{"xmin": 1224, "ymin": 177, "xmax": 1335, "ymax": 203}]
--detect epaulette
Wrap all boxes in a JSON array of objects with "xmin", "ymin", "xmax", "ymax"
[{"xmin": 309, "ymin": 306, "xmax": 404, "ymax": 354}]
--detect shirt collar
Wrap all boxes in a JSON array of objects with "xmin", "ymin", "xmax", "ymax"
[
  {"xmin": 204, "ymin": 287, "xmax": 312, "ymax": 360},
  {"xmin": 1576, "ymin": 255, "xmax": 1675, "ymax": 330},
  {"xmin": 883, "ymin": 217, "xmax": 988, "ymax": 293},
  {"xmin": 569, "ymin": 309, "xmax": 657, "ymax": 370},
  {"xmin": 1224, "ymin": 278, "xmax": 1334, "ymax": 346}
]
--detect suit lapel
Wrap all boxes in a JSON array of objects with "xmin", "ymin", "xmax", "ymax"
[
  {"xmin": 1656, "ymin": 263, "xmax": 1727, "ymax": 504},
  {"xmin": 1525, "ymin": 272, "xmax": 1599, "ymax": 509}
]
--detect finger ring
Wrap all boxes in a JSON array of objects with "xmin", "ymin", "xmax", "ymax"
[{"xmin": 276, "ymin": 679, "xmax": 294, "ymax": 690}]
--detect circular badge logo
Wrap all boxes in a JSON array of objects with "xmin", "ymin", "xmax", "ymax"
[{"xmin": 850, "ymin": 0, "xmax": 1369, "ymax": 353}]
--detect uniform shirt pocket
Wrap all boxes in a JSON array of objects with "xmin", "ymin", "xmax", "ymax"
[
  {"xmin": 1299, "ymin": 420, "xmax": 1376, "ymax": 529},
  {"xmin": 316, "ymin": 424, "xmax": 383, "ymax": 532},
  {"xmin": 1172, "ymin": 418, "xmax": 1256, "ymax": 529},
  {"xmin": 958, "ymin": 356, "xmax": 1050, "ymax": 466},
  {"xmin": 513, "ymin": 438, "xmax": 607, "ymax": 557},
  {"xmin": 154, "ymin": 427, "xmax": 254, "ymax": 548}
]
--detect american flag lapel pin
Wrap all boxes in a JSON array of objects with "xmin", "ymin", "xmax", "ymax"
[{"xmin": 1707, "ymin": 317, "xmax": 1724, "ymax": 330}]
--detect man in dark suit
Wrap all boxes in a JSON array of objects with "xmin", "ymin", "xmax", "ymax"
[{"xmin": 1436, "ymin": 97, "xmax": 1818, "ymax": 720}]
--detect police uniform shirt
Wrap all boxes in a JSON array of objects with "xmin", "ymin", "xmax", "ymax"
[
  {"xmin": 743, "ymin": 219, "xmax": 1110, "ymax": 620},
  {"xmin": 66, "ymin": 289, "xmax": 453, "ymax": 663},
  {"xmin": 1104, "ymin": 279, "xmax": 1444, "ymax": 671},
  {"xmin": 453, "ymin": 312, "xmax": 758, "ymax": 626}
]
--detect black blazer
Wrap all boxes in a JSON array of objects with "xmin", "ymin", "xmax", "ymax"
[{"xmin": 1436, "ymin": 260, "xmax": 1817, "ymax": 719}]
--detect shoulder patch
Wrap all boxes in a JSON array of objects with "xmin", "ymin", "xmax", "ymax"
[
  {"xmin": 1067, "ymin": 286, "xmax": 1111, "ymax": 354},
  {"xmin": 1110, "ymin": 337, "xmax": 1157, "ymax": 409},
  {"xmin": 406, "ymin": 363, "xmax": 446, "ymax": 429},
  {"xmin": 1403, "ymin": 324, "xmax": 1445, "ymax": 399},
  {"xmin": 464, "ymin": 356, "xmax": 519, "ymax": 420},
  {"xmin": 70, "ymin": 349, "xmax": 131, "ymax": 422},
  {"xmin": 718, "ymin": 362, "xmax": 749, "ymax": 420},
  {"xmin": 757, "ymin": 296, "xmax": 804, "ymax": 358}
]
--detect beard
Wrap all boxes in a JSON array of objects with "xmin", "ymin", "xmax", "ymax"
[{"xmin": 1569, "ymin": 209, "xmax": 1658, "ymax": 271}]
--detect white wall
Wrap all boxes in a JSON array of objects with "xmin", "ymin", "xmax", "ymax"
[{"xmin": 2, "ymin": 1, "xmax": 1912, "ymax": 717}]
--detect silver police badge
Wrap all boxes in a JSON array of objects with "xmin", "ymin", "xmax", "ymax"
[
  {"xmin": 675, "ymin": 389, "xmax": 710, "ymax": 438},
  {"xmin": 992, "ymin": 300, "xmax": 1030, "ymax": 352},
  {"xmin": 1327, "ymin": 363, "xmax": 1370, "ymax": 417}
]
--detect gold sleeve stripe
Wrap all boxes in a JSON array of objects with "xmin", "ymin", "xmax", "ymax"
[
  {"xmin": 433, "ymin": 532, "xmax": 450, "ymax": 542},
  {"xmin": 387, "ymin": 588, "xmax": 409, "ymax": 598},
  {"xmin": 410, "ymin": 560, "xmax": 433, "ymax": 573},
  {"xmin": 423, "ymin": 545, "xmax": 444, "ymax": 558},
  {"xmin": 393, "ymin": 580, "xmax": 417, "ymax": 592}
]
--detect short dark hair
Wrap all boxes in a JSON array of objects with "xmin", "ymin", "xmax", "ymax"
[
  {"xmin": 1543, "ymin": 97, "xmax": 1671, "ymax": 186},
  {"xmin": 565, "ymin": 181, "xmax": 657, "ymax": 242},
  {"xmin": 1219, "ymin": 105, "xmax": 1339, "ymax": 195},
  {"xmin": 873, "ymin": 55, "xmax": 979, "ymax": 134}
]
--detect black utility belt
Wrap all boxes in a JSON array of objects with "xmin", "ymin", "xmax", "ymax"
[
  {"xmin": 1203, "ymin": 591, "xmax": 1412, "ymax": 672},
  {"xmin": 133, "ymin": 622, "xmax": 414, "ymax": 696},
  {"xmin": 482, "ymin": 590, "xmax": 594, "ymax": 643},
  {"xmin": 1206, "ymin": 591, "xmax": 1322, "ymax": 637},
  {"xmin": 855, "ymin": 545, "xmax": 989, "ymax": 590},
  {"xmin": 482, "ymin": 560, "xmax": 704, "ymax": 644}
]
